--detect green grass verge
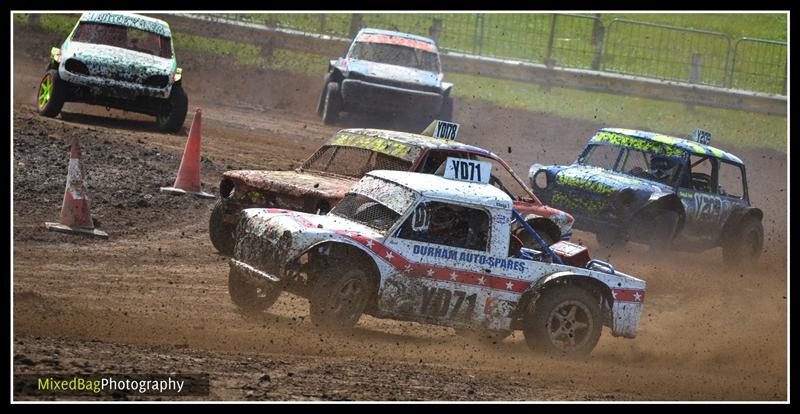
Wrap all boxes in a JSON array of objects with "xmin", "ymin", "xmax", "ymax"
[
  {"xmin": 15, "ymin": 13, "xmax": 786, "ymax": 153},
  {"xmin": 220, "ymin": 13, "xmax": 788, "ymax": 94}
]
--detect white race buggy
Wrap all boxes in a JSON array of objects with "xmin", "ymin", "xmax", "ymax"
[{"xmin": 228, "ymin": 158, "xmax": 646, "ymax": 356}]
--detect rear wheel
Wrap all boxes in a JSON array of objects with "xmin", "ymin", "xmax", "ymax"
[
  {"xmin": 37, "ymin": 69, "xmax": 65, "ymax": 117},
  {"xmin": 156, "ymin": 83, "xmax": 188, "ymax": 133},
  {"xmin": 523, "ymin": 286, "xmax": 602, "ymax": 357},
  {"xmin": 722, "ymin": 216, "xmax": 764, "ymax": 265},
  {"xmin": 321, "ymin": 82, "xmax": 342, "ymax": 125},
  {"xmin": 309, "ymin": 263, "xmax": 374, "ymax": 331},
  {"xmin": 209, "ymin": 200, "xmax": 235, "ymax": 255},
  {"xmin": 228, "ymin": 267, "xmax": 281, "ymax": 314}
]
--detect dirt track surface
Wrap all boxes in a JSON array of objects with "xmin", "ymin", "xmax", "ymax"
[{"xmin": 13, "ymin": 23, "xmax": 787, "ymax": 401}]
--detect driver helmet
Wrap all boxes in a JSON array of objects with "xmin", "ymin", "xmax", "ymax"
[
  {"xmin": 650, "ymin": 155, "xmax": 674, "ymax": 176},
  {"xmin": 429, "ymin": 205, "xmax": 459, "ymax": 234}
]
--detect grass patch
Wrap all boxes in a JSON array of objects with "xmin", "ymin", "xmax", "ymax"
[{"xmin": 16, "ymin": 13, "xmax": 786, "ymax": 153}]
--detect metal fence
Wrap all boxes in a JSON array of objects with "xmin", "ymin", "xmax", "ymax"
[{"xmin": 210, "ymin": 13, "xmax": 787, "ymax": 96}]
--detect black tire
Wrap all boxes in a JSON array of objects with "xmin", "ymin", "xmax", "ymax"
[
  {"xmin": 317, "ymin": 74, "xmax": 331, "ymax": 116},
  {"xmin": 596, "ymin": 230, "xmax": 627, "ymax": 251},
  {"xmin": 209, "ymin": 200, "xmax": 235, "ymax": 255},
  {"xmin": 523, "ymin": 286, "xmax": 602, "ymax": 357},
  {"xmin": 156, "ymin": 83, "xmax": 188, "ymax": 133},
  {"xmin": 37, "ymin": 69, "xmax": 66, "ymax": 117},
  {"xmin": 439, "ymin": 94, "xmax": 453, "ymax": 121},
  {"xmin": 648, "ymin": 210, "xmax": 679, "ymax": 251},
  {"xmin": 515, "ymin": 225, "xmax": 556, "ymax": 251},
  {"xmin": 321, "ymin": 82, "xmax": 342, "ymax": 125},
  {"xmin": 228, "ymin": 266, "xmax": 281, "ymax": 314},
  {"xmin": 309, "ymin": 263, "xmax": 374, "ymax": 331},
  {"xmin": 454, "ymin": 328, "xmax": 510, "ymax": 345},
  {"xmin": 722, "ymin": 215, "xmax": 764, "ymax": 265}
]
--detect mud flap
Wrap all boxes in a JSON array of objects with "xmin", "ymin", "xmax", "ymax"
[{"xmin": 611, "ymin": 301, "xmax": 643, "ymax": 338}]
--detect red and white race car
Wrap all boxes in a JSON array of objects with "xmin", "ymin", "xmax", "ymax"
[{"xmin": 228, "ymin": 158, "xmax": 645, "ymax": 356}]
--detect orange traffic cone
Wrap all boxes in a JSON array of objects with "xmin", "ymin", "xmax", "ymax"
[
  {"xmin": 45, "ymin": 136, "xmax": 109, "ymax": 238},
  {"xmin": 160, "ymin": 108, "xmax": 215, "ymax": 198}
]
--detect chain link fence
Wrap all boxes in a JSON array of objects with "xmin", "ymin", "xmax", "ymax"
[{"xmin": 209, "ymin": 13, "xmax": 786, "ymax": 96}]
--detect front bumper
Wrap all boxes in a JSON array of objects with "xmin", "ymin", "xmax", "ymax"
[
  {"xmin": 60, "ymin": 69, "xmax": 172, "ymax": 99},
  {"xmin": 340, "ymin": 79, "xmax": 443, "ymax": 114}
]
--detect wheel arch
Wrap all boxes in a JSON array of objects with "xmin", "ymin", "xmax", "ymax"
[
  {"xmin": 638, "ymin": 193, "xmax": 686, "ymax": 233},
  {"xmin": 515, "ymin": 272, "xmax": 613, "ymax": 322}
]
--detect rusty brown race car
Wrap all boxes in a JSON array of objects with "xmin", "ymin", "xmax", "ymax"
[{"xmin": 210, "ymin": 127, "xmax": 575, "ymax": 255}]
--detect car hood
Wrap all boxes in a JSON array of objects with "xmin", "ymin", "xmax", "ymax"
[
  {"xmin": 347, "ymin": 59, "xmax": 440, "ymax": 88},
  {"xmin": 64, "ymin": 42, "xmax": 174, "ymax": 79},
  {"xmin": 553, "ymin": 165, "xmax": 674, "ymax": 195},
  {"xmin": 223, "ymin": 169, "xmax": 356, "ymax": 200}
]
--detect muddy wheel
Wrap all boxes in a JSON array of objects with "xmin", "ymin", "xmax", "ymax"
[
  {"xmin": 37, "ymin": 69, "xmax": 65, "ymax": 117},
  {"xmin": 156, "ymin": 83, "xmax": 188, "ymax": 133},
  {"xmin": 316, "ymin": 74, "xmax": 330, "ymax": 116},
  {"xmin": 228, "ymin": 267, "xmax": 281, "ymax": 314},
  {"xmin": 515, "ymin": 226, "xmax": 556, "ymax": 250},
  {"xmin": 523, "ymin": 286, "xmax": 602, "ymax": 357},
  {"xmin": 722, "ymin": 215, "xmax": 763, "ymax": 265},
  {"xmin": 309, "ymin": 265, "xmax": 374, "ymax": 331},
  {"xmin": 209, "ymin": 200, "xmax": 235, "ymax": 255},
  {"xmin": 321, "ymin": 82, "xmax": 341, "ymax": 125},
  {"xmin": 438, "ymin": 94, "xmax": 453, "ymax": 121},
  {"xmin": 648, "ymin": 210, "xmax": 679, "ymax": 252},
  {"xmin": 454, "ymin": 328, "xmax": 510, "ymax": 345},
  {"xmin": 596, "ymin": 230, "xmax": 627, "ymax": 251}
]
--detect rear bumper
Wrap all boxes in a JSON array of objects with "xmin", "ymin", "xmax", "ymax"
[{"xmin": 340, "ymin": 79, "xmax": 442, "ymax": 114}]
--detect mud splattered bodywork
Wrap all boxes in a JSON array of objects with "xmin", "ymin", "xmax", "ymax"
[
  {"xmin": 230, "ymin": 170, "xmax": 646, "ymax": 354},
  {"xmin": 38, "ymin": 13, "xmax": 187, "ymax": 131},
  {"xmin": 212, "ymin": 128, "xmax": 575, "ymax": 255},
  {"xmin": 319, "ymin": 28, "xmax": 453, "ymax": 121},
  {"xmin": 530, "ymin": 128, "xmax": 763, "ymax": 256}
]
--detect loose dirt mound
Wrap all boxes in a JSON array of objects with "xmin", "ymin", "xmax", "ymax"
[{"xmin": 13, "ymin": 110, "xmax": 224, "ymax": 241}]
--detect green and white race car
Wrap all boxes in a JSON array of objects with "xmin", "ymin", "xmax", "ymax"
[{"xmin": 36, "ymin": 12, "xmax": 188, "ymax": 132}]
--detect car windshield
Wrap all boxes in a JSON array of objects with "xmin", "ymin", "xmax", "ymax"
[
  {"xmin": 301, "ymin": 145, "xmax": 412, "ymax": 178},
  {"xmin": 582, "ymin": 143, "xmax": 684, "ymax": 186},
  {"xmin": 72, "ymin": 22, "xmax": 172, "ymax": 59},
  {"xmin": 330, "ymin": 176, "xmax": 416, "ymax": 232},
  {"xmin": 349, "ymin": 41, "xmax": 440, "ymax": 73}
]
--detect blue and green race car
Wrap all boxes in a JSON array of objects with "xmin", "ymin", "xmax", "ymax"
[{"xmin": 529, "ymin": 128, "xmax": 763, "ymax": 264}]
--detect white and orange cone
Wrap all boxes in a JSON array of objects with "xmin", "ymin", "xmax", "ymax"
[
  {"xmin": 160, "ymin": 108, "xmax": 215, "ymax": 198},
  {"xmin": 45, "ymin": 136, "xmax": 109, "ymax": 238}
]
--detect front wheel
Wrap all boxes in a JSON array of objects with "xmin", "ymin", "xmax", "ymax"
[
  {"xmin": 722, "ymin": 215, "xmax": 764, "ymax": 265},
  {"xmin": 309, "ymin": 265, "xmax": 374, "ymax": 331},
  {"xmin": 37, "ymin": 69, "xmax": 66, "ymax": 117},
  {"xmin": 523, "ymin": 286, "xmax": 602, "ymax": 357},
  {"xmin": 156, "ymin": 83, "xmax": 188, "ymax": 133},
  {"xmin": 228, "ymin": 267, "xmax": 282, "ymax": 314},
  {"xmin": 321, "ymin": 82, "xmax": 342, "ymax": 125},
  {"xmin": 515, "ymin": 225, "xmax": 556, "ymax": 250},
  {"xmin": 648, "ymin": 210, "xmax": 680, "ymax": 252},
  {"xmin": 209, "ymin": 200, "xmax": 235, "ymax": 255},
  {"xmin": 438, "ymin": 94, "xmax": 453, "ymax": 121}
]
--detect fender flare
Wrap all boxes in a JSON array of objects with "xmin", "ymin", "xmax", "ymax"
[{"xmin": 513, "ymin": 271, "xmax": 613, "ymax": 320}]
